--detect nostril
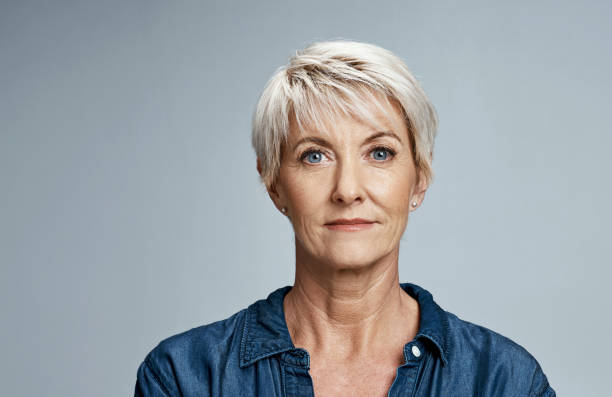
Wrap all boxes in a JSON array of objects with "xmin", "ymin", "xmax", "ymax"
[{"xmin": 331, "ymin": 191, "xmax": 363, "ymax": 205}]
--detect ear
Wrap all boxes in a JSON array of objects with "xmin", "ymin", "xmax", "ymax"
[
  {"xmin": 257, "ymin": 157, "xmax": 285, "ymax": 212},
  {"xmin": 409, "ymin": 171, "xmax": 429, "ymax": 212}
]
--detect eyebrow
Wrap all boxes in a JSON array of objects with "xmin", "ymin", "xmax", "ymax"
[{"xmin": 292, "ymin": 131, "xmax": 404, "ymax": 152}]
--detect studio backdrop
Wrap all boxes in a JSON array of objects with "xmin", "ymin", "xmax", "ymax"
[{"xmin": 1, "ymin": 1, "xmax": 610, "ymax": 396}]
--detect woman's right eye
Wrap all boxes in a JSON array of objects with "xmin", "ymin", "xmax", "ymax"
[{"xmin": 301, "ymin": 150, "xmax": 326, "ymax": 164}]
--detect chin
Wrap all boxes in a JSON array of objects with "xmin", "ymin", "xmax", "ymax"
[{"xmin": 321, "ymin": 244, "xmax": 382, "ymax": 269}]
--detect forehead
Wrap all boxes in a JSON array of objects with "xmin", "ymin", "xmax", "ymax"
[{"xmin": 287, "ymin": 90, "xmax": 407, "ymax": 143}]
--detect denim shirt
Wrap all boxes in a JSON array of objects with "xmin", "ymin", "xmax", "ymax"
[{"xmin": 134, "ymin": 283, "xmax": 555, "ymax": 396}]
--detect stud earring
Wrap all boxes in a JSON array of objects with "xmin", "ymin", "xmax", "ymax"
[
  {"xmin": 281, "ymin": 207, "xmax": 288, "ymax": 214},
  {"xmin": 411, "ymin": 202, "xmax": 418, "ymax": 207}
]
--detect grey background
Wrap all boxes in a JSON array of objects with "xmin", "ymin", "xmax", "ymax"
[{"xmin": 1, "ymin": 0, "xmax": 610, "ymax": 396}]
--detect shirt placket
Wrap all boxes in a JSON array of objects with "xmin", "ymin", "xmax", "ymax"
[
  {"xmin": 280, "ymin": 349, "xmax": 315, "ymax": 397},
  {"xmin": 278, "ymin": 341, "xmax": 428, "ymax": 397},
  {"xmin": 387, "ymin": 340, "xmax": 427, "ymax": 397}
]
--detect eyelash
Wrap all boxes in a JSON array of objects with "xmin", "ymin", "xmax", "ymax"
[{"xmin": 298, "ymin": 146, "xmax": 397, "ymax": 163}]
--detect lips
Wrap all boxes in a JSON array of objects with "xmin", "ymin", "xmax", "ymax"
[
  {"xmin": 325, "ymin": 218, "xmax": 375, "ymax": 225},
  {"xmin": 324, "ymin": 218, "xmax": 376, "ymax": 232}
]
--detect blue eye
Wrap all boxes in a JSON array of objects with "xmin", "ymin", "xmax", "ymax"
[
  {"xmin": 370, "ymin": 147, "xmax": 395, "ymax": 161},
  {"xmin": 302, "ymin": 150, "xmax": 324, "ymax": 163}
]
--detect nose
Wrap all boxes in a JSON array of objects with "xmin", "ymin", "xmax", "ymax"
[{"xmin": 331, "ymin": 158, "xmax": 365, "ymax": 205}]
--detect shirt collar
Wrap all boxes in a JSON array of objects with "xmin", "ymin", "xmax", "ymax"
[{"xmin": 239, "ymin": 282, "xmax": 450, "ymax": 368}]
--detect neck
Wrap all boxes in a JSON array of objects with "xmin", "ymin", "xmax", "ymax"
[{"xmin": 283, "ymin": 240, "xmax": 419, "ymax": 359}]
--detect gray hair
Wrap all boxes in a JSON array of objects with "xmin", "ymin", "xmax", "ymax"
[{"xmin": 251, "ymin": 40, "xmax": 438, "ymax": 188}]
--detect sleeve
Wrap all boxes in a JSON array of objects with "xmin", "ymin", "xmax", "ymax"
[
  {"xmin": 134, "ymin": 358, "xmax": 174, "ymax": 397},
  {"xmin": 538, "ymin": 385, "xmax": 557, "ymax": 397},
  {"xmin": 528, "ymin": 361, "xmax": 556, "ymax": 397}
]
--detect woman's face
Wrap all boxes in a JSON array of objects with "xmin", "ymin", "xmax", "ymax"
[{"xmin": 266, "ymin": 97, "xmax": 428, "ymax": 269}]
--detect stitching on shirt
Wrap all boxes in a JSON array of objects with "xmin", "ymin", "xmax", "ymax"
[
  {"xmin": 410, "ymin": 351, "xmax": 431, "ymax": 397},
  {"xmin": 418, "ymin": 333, "xmax": 447, "ymax": 366},
  {"xmin": 279, "ymin": 357, "xmax": 307, "ymax": 369},
  {"xmin": 240, "ymin": 304, "xmax": 295, "ymax": 366},
  {"xmin": 240, "ymin": 307, "xmax": 253, "ymax": 365},
  {"xmin": 247, "ymin": 347, "xmax": 296, "ymax": 365},
  {"xmin": 442, "ymin": 311, "xmax": 451, "ymax": 362},
  {"xmin": 280, "ymin": 358, "xmax": 288, "ymax": 396},
  {"xmin": 144, "ymin": 356, "xmax": 174, "ymax": 397}
]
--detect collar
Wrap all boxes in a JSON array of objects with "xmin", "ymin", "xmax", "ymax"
[{"xmin": 239, "ymin": 282, "xmax": 451, "ymax": 368}]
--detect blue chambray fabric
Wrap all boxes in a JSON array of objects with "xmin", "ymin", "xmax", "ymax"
[{"xmin": 134, "ymin": 283, "xmax": 555, "ymax": 396}]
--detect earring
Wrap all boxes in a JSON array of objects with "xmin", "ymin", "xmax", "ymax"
[
  {"xmin": 281, "ymin": 207, "xmax": 288, "ymax": 214},
  {"xmin": 411, "ymin": 202, "xmax": 418, "ymax": 207}
]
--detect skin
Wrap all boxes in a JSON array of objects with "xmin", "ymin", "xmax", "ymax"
[{"xmin": 257, "ymin": 95, "xmax": 429, "ymax": 396}]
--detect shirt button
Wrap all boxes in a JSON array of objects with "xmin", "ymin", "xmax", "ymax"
[{"xmin": 411, "ymin": 345, "xmax": 421, "ymax": 358}]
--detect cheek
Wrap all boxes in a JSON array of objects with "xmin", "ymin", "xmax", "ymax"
[
  {"xmin": 284, "ymin": 177, "xmax": 329, "ymax": 249},
  {"xmin": 286, "ymin": 176, "xmax": 322, "ymax": 214},
  {"xmin": 281, "ymin": 172, "xmax": 327, "ymax": 236},
  {"xmin": 367, "ymin": 167, "xmax": 414, "ymax": 215}
]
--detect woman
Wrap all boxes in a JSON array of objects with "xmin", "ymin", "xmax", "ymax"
[{"xmin": 134, "ymin": 40, "xmax": 555, "ymax": 396}]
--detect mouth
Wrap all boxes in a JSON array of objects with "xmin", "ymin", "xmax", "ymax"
[{"xmin": 324, "ymin": 218, "xmax": 376, "ymax": 232}]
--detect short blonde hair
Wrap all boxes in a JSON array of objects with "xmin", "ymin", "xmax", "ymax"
[{"xmin": 251, "ymin": 40, "xmax": 438, "ymax": 188}]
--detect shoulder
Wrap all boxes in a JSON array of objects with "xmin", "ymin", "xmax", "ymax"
[
  {"xmin": 444, "ymin": 311, "xmax": 554, "ymax": 396},
  {"xmin": 147, "ymin": 307, "xmax": 246, "ymax": 365},
  {"xmin": 445, "ymin": 310, "xmax": 534, "ymax": 360},
  {"xmin": 135, "ymin": 308, "xmax": 247, "ymax": 397}
]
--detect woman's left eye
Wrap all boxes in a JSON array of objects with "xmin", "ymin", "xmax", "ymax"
[{"xmin": 370, "ymin": 147, "xmax": 396, "ymax": 161}]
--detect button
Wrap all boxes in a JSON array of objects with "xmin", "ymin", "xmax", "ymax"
[{"xmin": 411, "ymin": 345, "xmax": 421, "ymax": 357}]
